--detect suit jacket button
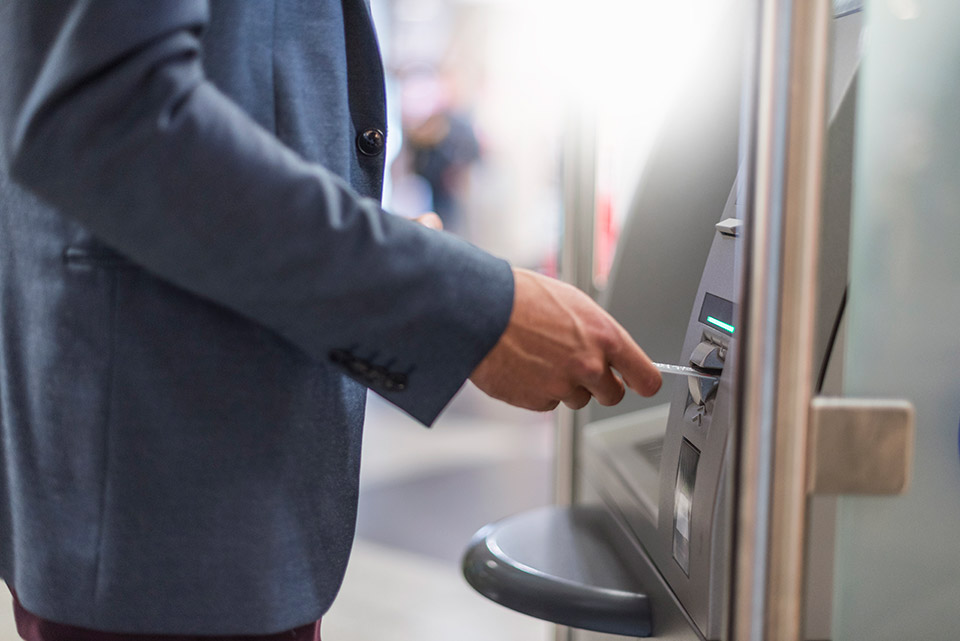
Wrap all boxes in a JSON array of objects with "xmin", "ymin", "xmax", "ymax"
[
  {"xmin": 357, "ymin": 128, "xmax": 385, "ymax": 156},
  {"xmin": 388, "ymin": 373, "xmax": 408, "ymax": 392}
]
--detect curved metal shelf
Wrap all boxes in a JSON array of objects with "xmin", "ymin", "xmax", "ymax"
[{"xmin": 462, "ymin": 505, "xmax": 652, "ymax": 637}]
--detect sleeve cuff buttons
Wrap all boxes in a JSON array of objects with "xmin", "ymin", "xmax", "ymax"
[{"xmin": 329, "ymin": 348, "xmax": 408, "ymax": 392}]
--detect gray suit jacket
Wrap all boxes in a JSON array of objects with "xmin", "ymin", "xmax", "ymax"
[{"xmin": 0, "ymin": 0, "xmax": 513, "ymax": 634}]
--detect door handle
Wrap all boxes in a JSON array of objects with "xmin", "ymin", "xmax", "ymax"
[{"xmin": 806, "ymin": 397, "xmax": 915, "ymax": 495}]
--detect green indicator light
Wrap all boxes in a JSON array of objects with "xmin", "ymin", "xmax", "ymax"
[{"xmin": 707, "ymin": 316, "xmax": 735, "ymax": 333}]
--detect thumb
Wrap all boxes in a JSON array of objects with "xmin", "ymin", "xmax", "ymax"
[{"xmin": 609, "ymin": 325, "xmax": 662, "ymax": 397}]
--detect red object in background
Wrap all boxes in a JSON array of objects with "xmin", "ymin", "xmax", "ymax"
[
  {"xmin": 540, "ymin": 194, "xmax": 618, "ymax": 286},
  {"xmin": 540, "ymin": 249, "xmax": 558, "ymax": 279},
  {"xmin": 593, "ymin": 193, "xmax": 619, "ymax": 289}
]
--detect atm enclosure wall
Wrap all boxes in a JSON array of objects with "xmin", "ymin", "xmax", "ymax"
[{"xmin": 575, "ymin": 9, "xmax": 863, "ymax": 641}]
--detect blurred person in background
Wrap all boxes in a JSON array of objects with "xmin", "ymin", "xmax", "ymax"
[
  {"xmin": 401, "ymin": 70, "xmax": 481, "ymax": 234},
  {"xmin": 0, "ymin": 2, "xmax": 661, "ymax": 640}
]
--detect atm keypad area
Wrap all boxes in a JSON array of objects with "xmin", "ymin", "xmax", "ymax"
[
  {"xmin": 462, "ymin": 218, "xmax": 744, "ymax": 640},
  {"xmin": 459, "ymin": 217, "xmax": 744, "ymax": 640}
]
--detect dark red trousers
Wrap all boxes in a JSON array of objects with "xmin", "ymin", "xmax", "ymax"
[{"xmin": 11, "ymin": 591, "xmax": 321, "ymax": 641}]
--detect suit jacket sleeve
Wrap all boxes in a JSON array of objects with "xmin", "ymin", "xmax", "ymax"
[{"xmin": 3, "ymin": 1, "xmax": 514, "ymax": 426}]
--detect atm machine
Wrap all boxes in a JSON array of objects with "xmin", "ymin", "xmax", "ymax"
[{"xmin": 463, "ymin": 2, "xmax": 863, "ymax": 639}]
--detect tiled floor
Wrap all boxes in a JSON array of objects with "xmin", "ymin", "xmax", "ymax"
[
  {"xmin": 324, "ymin": 386, "xmax": 554, "ymax": 640},
  {"xmin": 323, "ymin": 539, "xmax": 548, "ymax": 641},
  {"xmin": 0, "ymin": 588, "xmax": 13, "ymax": 641},
  {"xmin": 0, "ymin": 384, "xmax": 555, "ymax": 641}
]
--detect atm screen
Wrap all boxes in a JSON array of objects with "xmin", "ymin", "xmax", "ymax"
[{"xmin": 698, "ymin": 293, "xmax": 736, "ymax": 335}]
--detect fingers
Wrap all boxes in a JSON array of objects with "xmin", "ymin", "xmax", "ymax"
[
  {"xmin": 413, "ymin": 212, "xmax": 444, "ymax": 231},
  {"xmin": 469, "ymin": 267, "xmax": 662, "ymax": 414},
  {"xmin": 583, "ymin": 367, "xmax": 626, "ymax": 406},
  {"xmin": 608, "ymin": 325, "xmax": 662, "ymax": 397},
  {"xmin": 561, "ymin": 386, "xmax": 592, "ymax": 410}
]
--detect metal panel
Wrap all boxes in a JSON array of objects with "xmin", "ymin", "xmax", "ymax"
[
  {"xmin": 727, "ymin": 2, "xmax": 831, "ymax": 641},
  {"xmin": 807, "ymin": 398, "xmax": 914, "ymax": 495}
]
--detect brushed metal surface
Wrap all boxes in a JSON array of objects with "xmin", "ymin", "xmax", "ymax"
[{"xmin": 807, "ymin": 398, "xmax": 915, "ymax": 495}]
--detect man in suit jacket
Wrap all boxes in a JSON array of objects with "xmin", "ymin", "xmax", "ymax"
[{"xmin": 0, "ymin": 1, "xmax": 661, "ymax": 636}]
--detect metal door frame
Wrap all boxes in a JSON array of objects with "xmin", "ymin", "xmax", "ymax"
[{"xmin": 726, "ymin": 1, "xmax": 832, "ymax": 640}]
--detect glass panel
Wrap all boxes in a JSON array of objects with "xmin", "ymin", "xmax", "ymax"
[{"xmin": 833, "ymin": 2, "xmax": 960, "ymax": 639}]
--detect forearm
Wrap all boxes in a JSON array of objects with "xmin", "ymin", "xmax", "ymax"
[{"xmin": 6, "ymin": 1, "xmax": 513, "ymax": 424}]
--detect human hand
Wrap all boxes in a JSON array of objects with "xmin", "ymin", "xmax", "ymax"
[
  {"xmin": 412, "ymin": 212, "xmax": 444, "ymax": 231},
  {"xmin": 470, "ymin": 268, "xmax": 662, "ymax": 411}
]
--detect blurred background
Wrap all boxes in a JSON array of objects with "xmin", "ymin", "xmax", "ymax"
[
  {"xmin": 0, "ymin": 1, "xmax": 720, "ymax": 639},
  {"xmin": 5, "ymin": 3, "xmax": 958, "ymax": 641},
  {"xmin": 322, "ymin": 1, "xmax": 722, "ymax": 639}
]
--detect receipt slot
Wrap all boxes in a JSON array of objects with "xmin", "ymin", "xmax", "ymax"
[{"xmin": 463, "ymin": 4, "xmax": 863, "ymax": 639}]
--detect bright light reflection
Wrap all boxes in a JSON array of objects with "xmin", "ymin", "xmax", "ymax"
[
  {"xmin": 498, "ymin": 0, "xmax": 727, "ymax": 116},
  {"xmin": 485, "ymin": 0, "xmax": 731, "ymax": 233}
]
